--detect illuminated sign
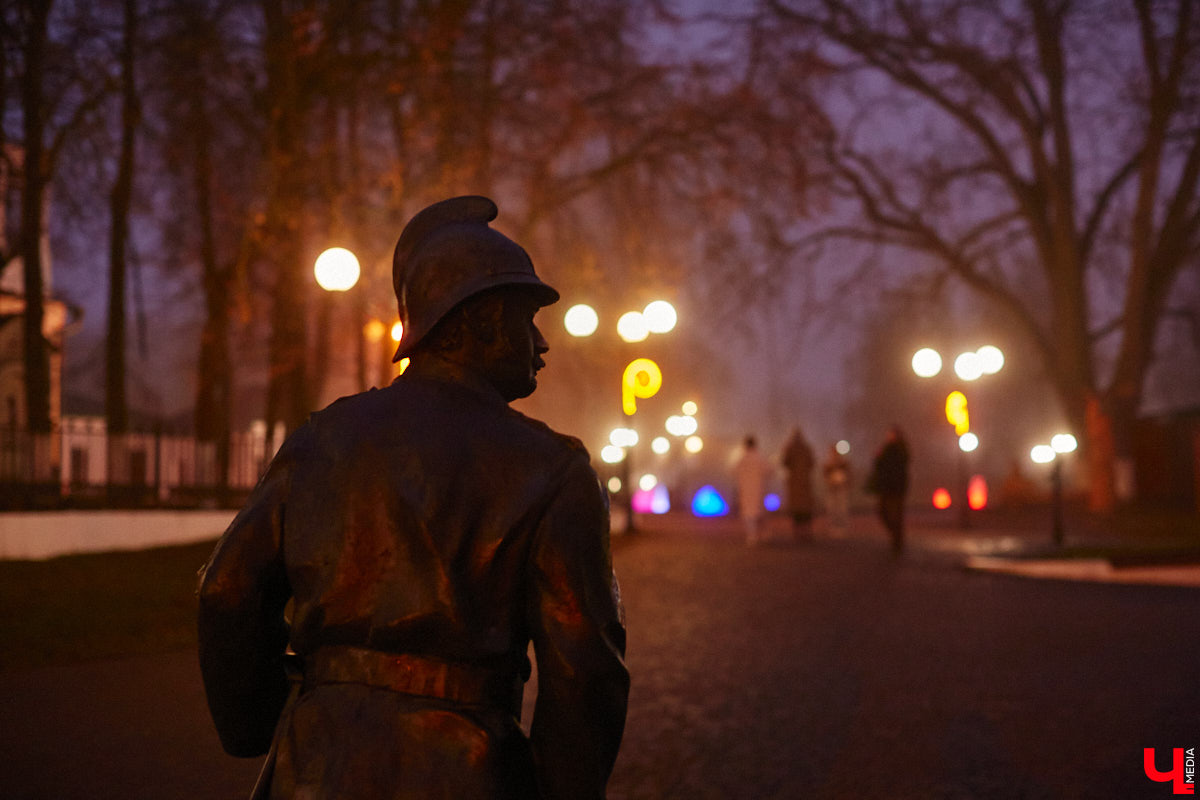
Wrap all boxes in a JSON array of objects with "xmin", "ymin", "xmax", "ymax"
[
  {"xmin": 622, "ymin": 358, "xmax": 663, "ymax": 416},
  {"xmin": 945, "ymin": 391, "xmax": 969, "ymax": 435}
]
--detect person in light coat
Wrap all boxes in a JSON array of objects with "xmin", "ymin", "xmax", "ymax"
[{"xmin": 735, "ymin": 435, "xmax": 771, "ymax": 545}]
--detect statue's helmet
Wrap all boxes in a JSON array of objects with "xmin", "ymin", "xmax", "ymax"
[{"xmin": 391, "ymin": 196, "xmax": 559, "ymax": 361}]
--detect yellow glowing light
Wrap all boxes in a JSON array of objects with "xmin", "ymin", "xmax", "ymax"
[
  {"xmin": 617, "ymin": 311, "xmax": 649, "ymax": 343},
  {"xmin": 314, "ymin": 247, "xmax": 360, "ymax": 292},
  {"xmin": 564, "ymin": 304, "xmax": 599, "ymax": 337},
  {"xmin": 1051, "ymin": 433, "xmax": 1078, "ymax": 454},
  {"xmin": 396, "ymin": 357, "xmax": 411, "ymax": 375},
  {"xmin": 912, "ymin": 348, "xmax": 942, "ymax": 378},
  {"xmin": 607, "ymin": 476, "xmax": 622, "ymax": 493},
  {"xmin": 642, "ymin": 300, "xmax": 677, "ymax": 334},
  {"xmin": 391, "ymin": 321, "xmax": 404, "ymax": 342},
  {"xmin": 639, "ymin": 474, "xmax": 658, "ymax": 491},
  {"xmin": 601, "ymin": 445, "xmax": 627, "ymax": 464},
  {"xmin": 684, "ymin": 435, "xmax": 703, "ymax": 453},
  {"xmin": 364, "ymin": 319, "xmax": 386, "ymax": 343},
  {"xmin": 945, "ymin": 391, "xmax": 969, "ymax": 436},
  {"xmin": 932, "ymin": 487, "xmax": 952, "ymax": 509},
  {"xmin": 977, "ymin": 345, "xmax": 1005, "ymax": 375},
  {"xmin": 622, "ymin": 358, "xmax": 662, "ymax": 415},
  {"xmin": 1031, "ymin": 444, "xmax": 1056, "ymax": 464},
  {"xmin": 651, "ymin": 436, "xmax": 670, "ymax": 454},
  {"xmin": 681, "ymin": 400, "xmax": 698, "ymax": 416}
]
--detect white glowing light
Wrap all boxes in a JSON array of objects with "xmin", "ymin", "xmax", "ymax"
[
  {"xmin": 391, "ymin": 321, "xmax": 404, "ymax": 342},
  {"xmin": 954, "ymin": 351, "xmax": 983, "ymax": 381},
  {"xmin": 314, "ymin": 247, "xmax": 361, "ymax": 292},
  {"xmin": 1051, "ymin": 433, "xmax": 1078, "ymax": 454},
  {"xmin": 564, "ymin": 304, "xmax": 599, "ymax": 337},
  {"xmin": 607, "ymin": 476, "xmax": 622, "ymax": 493},
  {"xmin": 639, "ymin": 474, "xmax": 658, "ymax": 491},
  {"xmin": 665, "ymin": 415, "xmax": 698, "ymax": 437},
  {"xmin": 616, "ymin": 311, "xmax": 649, "ymax": 342},
  {"xmin": 642, "ymin": 300, "xmax": 677, "ymax": 334},
  {"xmin": 681, "ymin": 400, "xmax": 698, "ymax": 416},
  {"xmin": 958, "ymin": 432, "xmax": 979, "ymax": 452},
  {"xmin": 912, "ymin": 348, "xmax": 943, "ymax": 378},
  {"xmin": 684, "ymin": 435, "xmax": 703, "ymax": 453},
  {"xmin": 836, "ymin": 440, "xmax": 851, "ymax": 455},
  {"xmin": 601, "ymin": 445, "xmax": 627, "ymax": 464},
  {"xmin": 1031, "ymin": 445, "xmax": 1056, "ymax": 464},
  {"xmin": 609, "ymin": 428, "xmax": 639, "ymax": 448},
  {"xmin": 976, "ymin": 345, "xmax": 1005, "ymax": 375},
  {"xmin": 651, "ymin": 436, "xmax": 670, "ymax": 455}
]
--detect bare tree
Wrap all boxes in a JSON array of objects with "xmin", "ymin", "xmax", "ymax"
[{"xmin": 763, "ymin": 0, "xmax": 1200, "ymax": 510}]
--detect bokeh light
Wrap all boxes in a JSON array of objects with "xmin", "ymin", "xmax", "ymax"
[
  {"xmin": 1031, "ymin": 444, "xmax": 1056, "ymax": 464},
  {"xmin": 764, "ymin": 493, "xmax": 781, "ymax": 512},
  {"xmin": 616, "ymin": 311, "xmax": 649, "ymax": 342},
  {"xmin": 681, "ymin": 400, "xmax": 698, "ymax": 416},
  {"xmin": 609, "ymin": 428, "xmax": 639, "ymax": 448},
  {"xmin": 684, "ymin": 435, "xmax": 703, "ymax": 453},
  {"xmin": 1051, "ymin": 433, "xmax": 1078, "ymax": 453},
  {"xmin": 564, "ymin": 304, "xmax": 599, "ymax": 337},
  {"xmin": 601, "ymin": 445, "xmax": 626, "ymax": 464},
  {"xmin": 665, "ymin": 415, "xmax": 698, "ymax": 437},
  {"xmin": 954, "ymin": 351, "xmax": 983, "ymax": 381},
  {"xmin": 691, "ymin": 485, "xmax": 728, "ymax": 517},
  {"xmin": 363, "ymin": 319, "xmax": 386, "ymax": 343},
  {"xmin": 968, "ymin": 474, "xmax": 988, "ymax": 510},
  {"xmin": 651, "ymin": 436, "xmax": 670, "ymax": 454},
  {"xmin": 314, "ymin": 247, "xmax": 361, "ymax": 291},
  {"xmin": 959, "ymin": 432, "xmax": 979, "ymax": 452},
  {"xmin": 607, "ymin": 476, "xmax": 622, "ymax": 493},
  {"xmin": 932, "ymin": 488, "xmax": 952, "ymax": 509},
  {"xmin": 391, "ymin": 321, "xmax": 404, "ymax": 342},
  {"xmin": 633, "ymin": 484, "xmax": 670, "ymax": 514},
  {"xmin": 639, "ymin": 473, "xmax": 658, "ymax": 491},
  {"xmin": 976, "ymin": 345, "xmax": 1005, "ymax": 374},
  {"xmin": 642, "ymin": 300, "xmax": 677, "ymax": 334},
  {"xmin": 835, "ymin": 440, "xmax": 851, "ymax": 455},
  {"xmin": 912, "ymin": 348, "xmax": 943, "ymax": 378}
]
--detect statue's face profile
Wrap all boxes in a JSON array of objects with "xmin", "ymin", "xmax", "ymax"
[{"xmin": 486, "ymin": 289, "xmax": 549, "ymax": 402}]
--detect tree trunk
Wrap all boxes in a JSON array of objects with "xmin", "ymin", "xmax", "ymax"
[
  {"xmin": 19, "ymin": 0, "xmax": 52, "ymax": 435},
  {"xmin": 106, "ymin": 0, "xmax": 138, "ymax": 437}
]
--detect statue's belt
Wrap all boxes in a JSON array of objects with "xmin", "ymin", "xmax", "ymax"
[{"xmin": 303, "ymin": 646, "xmax": 522, "ymax": 714}]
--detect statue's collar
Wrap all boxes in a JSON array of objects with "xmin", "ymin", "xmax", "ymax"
[{"xmin": 401, "ymin": 356, "xmax": 507, "ymax": 405}]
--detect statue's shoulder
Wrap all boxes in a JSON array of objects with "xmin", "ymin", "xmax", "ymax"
[{"xmin": 502, "ymin": 406, "xmax": 589, "ymax": 459}]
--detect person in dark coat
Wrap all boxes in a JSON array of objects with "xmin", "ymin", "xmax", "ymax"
[
  {"xmin": 781, "ymin": 427, "xmax": 815, "ymax": 541},
  {"xmin": 870, "ymin": 425, "xmax": 911, "ymax": 554},
  {"xmin": 197, "ymin": 196, "xmax": 628, "ymax": 800}
]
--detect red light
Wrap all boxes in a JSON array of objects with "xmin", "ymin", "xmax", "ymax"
[
  {"xmin": 968, "ymin": 474, "xmax": 988, "ymax": 510},
  {"xmin": 932, "ymin": 488, "xmax": 952, "ymax": 509}
]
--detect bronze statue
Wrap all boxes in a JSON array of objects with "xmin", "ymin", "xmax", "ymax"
[{"xmin": 197, "ymin": 196, "xmax": 628, "ymax": 799}]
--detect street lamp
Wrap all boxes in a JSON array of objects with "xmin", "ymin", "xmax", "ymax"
[
  {"xmin": 1031, "ymin": 433, "xmax": 1077, "ymax": 546},
  {"xmin": 314, "ymin": 247, "xmax": 360, "ymax": 292},
  {"xmin": 564, "ymin": 304, "xmax": 599, "ymax": 337}
]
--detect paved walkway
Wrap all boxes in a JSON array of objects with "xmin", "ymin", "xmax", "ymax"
[{"xmin": 2, "ymin": 511, "xmax": 1198, "ymax": 799}]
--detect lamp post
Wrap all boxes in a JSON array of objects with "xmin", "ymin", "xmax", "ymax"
[
  {"xmin": 913, "ymin": 345, "xmax": 1004, "ymax": 526},
  {"xmin": 565, "ymin": 300, "xmax": 678, "ymax": 533},
  {"xmin": 1031, "ymin": 433, "xmax": 1077, "ymax": 546},
  {"xmin": 314, "ymin": 247, "xmax": 366, "ymax": 393}
]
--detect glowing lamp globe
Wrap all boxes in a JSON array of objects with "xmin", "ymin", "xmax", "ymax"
[
  {"xmin": 912, "ymin": 348, "xmax": 942, "ymax": 378},
  {"xmin": 639, "ymin": 474, "xmax": 658, "ymax": 491},
  {"xmin": 1031, "ymin": 445, "xmax": 1056, "ymax": 464},
  {"xmin": 681, "ymin": 400, "xmax": 698, "ymax": 416},
  {"xmin": 954, "ymin": 351, "xmax": 983, "ymax": 381},
  {"xmin": 564, "ymin": 304, "xmax": 599, "ymax": 337},
  {"xmin": 607, "ymin": 477, "xmax": 622, "ymax": 493},
  {"xmin": 976, "ymin": 345, "xmax": 1005, "ymax": 375},
  {"xmin": 642, "ymin": 300, "xmax": 677, "ymax": 334},
  {"xmin": 684, "ymin": 435, "xmax": 704, "ymax": 453},
  {"xmin": 601, "ymin": 445, "xmax": 626, "ymax": 464},
  {"xmin": 314, "ymin": 247, "xmax": 360, "ymax": 291},
  {"xmin": 651, "ymin": 436, "xmax": 670, "ymax": 455},
  {"xmin": 616, "ymin": 311, "xmax": 649, "ymax": 343},
  {"xmin": 1051, "ymin": 433, "xmax": 1078, "ymax": 454},
  {"xmin": 836, "ymin": 440, "xmax": 851, "ymax": 455},
  {"xmin": 958, "ymin": 432, "xmax": 979, "ymax": 452}
]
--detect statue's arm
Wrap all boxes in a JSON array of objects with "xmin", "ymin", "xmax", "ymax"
[
  {"xmin": 527, "ymin": 456, "xmax": 629, "ymax": 800},
  {"xmin": 196, "ymin": 431, "xmax": 305, "ymax": 758}
]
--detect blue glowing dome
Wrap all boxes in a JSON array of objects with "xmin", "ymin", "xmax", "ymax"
[
  {"xmin": 691, "ymin": 485, "xmax": 729, "ymax": 517},
  {"xmin": 764, "ymin": 493, "xmax": 781, "ymax": 512}
]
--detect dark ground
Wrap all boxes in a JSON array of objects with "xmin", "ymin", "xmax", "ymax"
[{"xmin": 2, "ymin": 512, "xmax": 1199, "ymax": 799}]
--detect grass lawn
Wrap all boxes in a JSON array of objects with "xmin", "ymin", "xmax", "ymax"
[{"xmin": 0, "ymin": 539, "xmax": 218, "ymax": 671}]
